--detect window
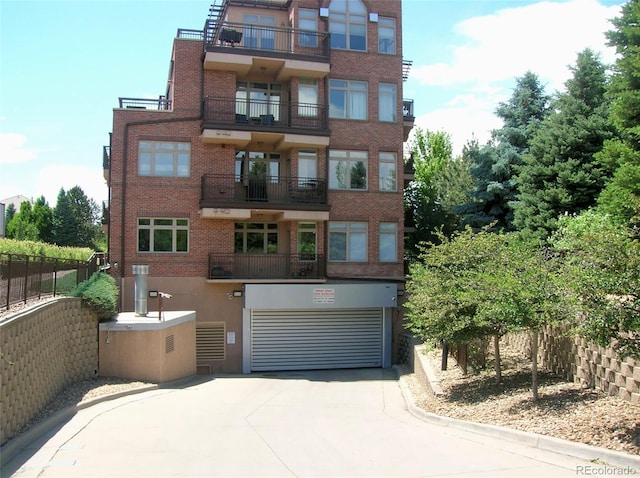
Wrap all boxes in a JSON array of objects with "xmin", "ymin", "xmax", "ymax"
[
  {"xmin": 329, "ymin": 80, "xmax": 367, "ymax": 119},
  {"xmin": 243, "ymin": 14, "xmax": 276, "ymax": 50},
  {"xmin": 378, "ymin": 17, "xmax": 396, "ymax": 54},
  {"xmin": 379, "ymin": 152, "xmax": 397, "ymax": 191},
  {"xmin": 298, "ymin": 149, "xmax": 317, "ymax": 180},
  {"xmin": 236, "ymin": 82, "xmax": 281, "ymax": 122},
  {"xmin": 379, "ymin": 223, "xmax": 397, "ymax": 262},
  {"xmin": 298, "ymin": 222, "xmax": 317, "ymax": 260},
  {"xmin": 379, "ymin": 83, "xmax": 397, "ymax": 122},
  {"xmin": 137, "ymin": 218, "xmax": 189, "ymax": 253},
  {"xmin": 329, "ymin": 150, "xmax": 367, "ymax": 190},
  {"xmin": 329, "ymin": 0, "xmax": 367, "ymax": 51},
  {"xmin": 298, "ymin": 78, "xmax": 318, "ymax": 117},
  {"xmin": 234, "ymin": 223, "xmax": 278, "ymax": 253},
  {"xmin": 329, "ymin": 222, "xmax": 367, "ymax": 262},
  {"xmin": 235, "ymin": 151, "xmax": 281, "ymax": 182},
  {"xmin": 138, "ymin": 141, "xmax": 190, "ymax": 177},
  {"xmin": 299, "ymin": 9, "xmax": 318, "ymax": 47}
]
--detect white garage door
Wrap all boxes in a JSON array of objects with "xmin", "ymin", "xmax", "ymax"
[{"xmin": 250, "ymin": 308, "xmax": 383, "ymax": 371}]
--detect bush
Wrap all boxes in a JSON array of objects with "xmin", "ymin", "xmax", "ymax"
[{"xmin": 71, "ymin": 272, "xmax": 119, "ymax": 320}]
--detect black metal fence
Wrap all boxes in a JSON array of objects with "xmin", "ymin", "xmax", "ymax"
[{"xmin": 0, "ymin": 253, "xmax": 105, "ymax": 312}]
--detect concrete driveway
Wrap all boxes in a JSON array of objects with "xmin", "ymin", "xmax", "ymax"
[{"xmin": 2, "ymin": 368, "xmax": 625, "ymax": 477}]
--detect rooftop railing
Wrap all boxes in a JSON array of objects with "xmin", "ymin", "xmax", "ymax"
[{"xmin": 118, "ymin": 97, "xmax": 172, "ymax": 111}]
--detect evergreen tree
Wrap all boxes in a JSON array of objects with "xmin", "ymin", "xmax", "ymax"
[
  {"xmin": 514, "ymin": 49, "xmax": 615, "ymax": 239},
  {"xmin": 459, "ymin": 72, "xmax": 550, "ymax": 231},
  {"xmin": 32, "ymin": 196, "xmax": 53, "ymax": 242},
  {"xmin": 52, "ymin": 188, "xmax": 77, "ymax": 247},
  {"xmin": 597, "ymin": 0, "xmax": 640, "ymax": 231}
]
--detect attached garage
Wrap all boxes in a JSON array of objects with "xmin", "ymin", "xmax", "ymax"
[
  {"xmin": 242, "ymin": 283, "xmax": 397, "ymax": 373},
  {"xmin": 250, "ymin": 308, "xmax": 383, "ymax": 371}
]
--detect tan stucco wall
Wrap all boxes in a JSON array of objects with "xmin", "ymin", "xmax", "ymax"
[{"xmin": 0, "ymin": 298, "xmax": 98, "ymax": 445}]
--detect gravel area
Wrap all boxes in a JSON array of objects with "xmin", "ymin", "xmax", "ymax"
[{"xmin": 401, "ymin": 344, "xmax": 640, "ymax": 455}]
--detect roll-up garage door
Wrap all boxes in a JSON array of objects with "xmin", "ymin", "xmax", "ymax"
[{"xmin": 250, "ymin": 308, "xmax": 383, "ymax": 371}]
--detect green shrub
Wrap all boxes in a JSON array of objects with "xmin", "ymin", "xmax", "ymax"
[{"xmin": 71, "ymin": 272, "xmax": 119, "ymax": 320}]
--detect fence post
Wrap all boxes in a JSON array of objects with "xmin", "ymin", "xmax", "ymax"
[
  {"xmin": 38, "ymin": 256, "xmax": 45, "ymax": 299},
  {"xmin": 53, "ymin": 259, "xmax": 58, "ymax": 297},
  {"xmin": 5, "ymin": 254, "xmax": 12, "ymax": 310},
  {"xmin": 22, "ymin": 255, "xmax": 29, "ymax": 304}
]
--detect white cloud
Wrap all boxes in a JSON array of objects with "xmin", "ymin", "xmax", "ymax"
[
  {"xmin": 409, "ymin": 0, "xmax": 623, "ymax": 155},
  {"xmin": 36, "ymin": 165, "xmax": 108, "ymax": 207},
  {"xmin": 0, "ymin": 132, "xmax": 38, "ymax": 164}
]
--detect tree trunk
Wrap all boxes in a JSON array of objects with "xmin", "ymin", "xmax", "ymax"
[
  {"xmin": 441, "ymin": 340, "xmax": 448, "ymax": 371},
  {"xmin": 531, "ymin": 329, "xmax": 539, "ymax": 402},
  {"xmin": 494, "ymin": 334, "xmax": 502, "ymax": 384}
]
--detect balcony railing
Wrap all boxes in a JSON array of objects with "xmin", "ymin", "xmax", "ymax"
[
  {"xmin": 403, "ymin": 99, "xmax": 415, "ymax": 120},
  {"xmin": 203, "ymin": 97, "xmax": 329, "ymax": 133},
  {"xmin": 103, "ymin": 145, "xmax": 110, "ymax": 170},
  {"xmin": 208, "ymin": 253, "xmax": 326, "ymax": 280},
  {"xmin": 118, "ymin": 96, "xmax": 172, "ymax": 111},
  {"xmin": 201, "ymin": 174, "xmax": 328, "ymax": 208},
  {"xmin": 204, "ymin": 20, "xmax": 330, "ymax": 62}
]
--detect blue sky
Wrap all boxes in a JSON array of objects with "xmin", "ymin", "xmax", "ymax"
[{"xmin": 0, "ymin": 0, "xmax": 625, "ymax": 208}]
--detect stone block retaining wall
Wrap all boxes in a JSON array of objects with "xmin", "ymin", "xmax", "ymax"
[{"xmin": 0, "ymin": 298, "xmax": 98, "ymax": 445}]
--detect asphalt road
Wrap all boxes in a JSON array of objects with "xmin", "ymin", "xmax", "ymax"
[{"xmin": 2, "ymin": 368, "xmax": 631, "ymax": 477}]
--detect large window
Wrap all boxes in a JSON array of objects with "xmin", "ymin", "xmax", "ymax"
[
  {"xmin": 138, "ymin": 141, "xmax": 190, "ymax": 177},
  {"xmin": 137, "ymin": 218, "xmax": 189, "ymax": 253},
  {"xmin": 379, "ymin": 222, "xmax": 397, "ymax": 262},
  {"xmin": 298, "ymin": 222, "xmax": 317, "ymax": 259},
  {"xmin": 329, "ymin": 0, "xmax": 367, "ymax": 51},
  {"xmin": 329, "ymin": 222, "xmax": 367, "ymax": 262},
  {"xmin": 378, "ymin": 17, "xmax": 396, "ymax": 54},
  {"xmin": 329, "ymin": 80, "xmax": 367, "ymax": 119},
  {"xmin": 299, "ymin": 8, "xmax": 318, "ymax": 47},
  {"xmin": 298, "ymin": 78, "xmax": 318, "ymax": 117},
  {"xmin": 329, "ymin": 150, "xmax": 367, "ymax": 190},
  {"xmin": 243, "ymin": 14, "xmax": 276, "ymax": 50},
  {"xmin": 379, "ymin": 152, "xmax": 397, "ymax": 191},
  {"xmin": 235, "ymin": 151, "xmax": 281, "ymax": 182},
  {"xmin": 234, "ymin": 223, "xmax": 278, "ymax": 253},
  {"xmin": 236, "ymin": 82, "xmax": 281, "ymax": 122},
  {"xmin": 298, "ymin": 149, "xmax": 317, "ymax": 179},
  {"xmin": 379, "ymin": 83, "xmax": 397, "ymax": 122}
]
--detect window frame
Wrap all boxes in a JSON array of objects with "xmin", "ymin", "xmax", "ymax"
[
  {"xmin": 297, "ymin": 222, "xmax": 317, "ymax": 260},
  {"xmin": 234, "ymin": 222, "xmax": 279, "ymax": 254},
  {"xmin": 378, "ymin": 17, "xmax": 396, "ymax": 54},
  {"xmin": 137, "ymin": 218, "xmax": 189, "ymax": 253},
  {"xmin": 378, "ymin": 83, "xmax": 397, "ymax": 122},
  {"xmin": 299, "ymin": 8, "xmax": 318, "ymax": 47},
  {"xmin": 328, "ymin": 0, "xmax": 367, "ymax": 51},
  {"xmin": 329, "ymin": 150, "xmax": 368, "ymax": 191},
  {"xmin": 138, "ymin": 141, "xmax": 190, "ymax": 178},
  {"xmin": 329, "ymin": 79, "xmax": 368, "ymax": 120},
  {"xmin": 378, "ymin": 152, "xmax": 397, "ymax": 192},
  {"xmin": 378, "ymin": 222, "xmax": 398, "ymax": 263},
  {"xmin": 328, "ymin": 221, "xmax": 368, "ymax": 262}
]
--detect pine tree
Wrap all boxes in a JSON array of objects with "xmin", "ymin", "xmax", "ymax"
[
  {"xmin": 514, "ymin": 49, "xmax": 615, "ymax": 239},
  {"xmin": 597, "ymin": 0, "xmax": 640, "ymax": 230},
  {"xmin": 458, "ymin": 72, "xmax": 550, "ymax": 231}
]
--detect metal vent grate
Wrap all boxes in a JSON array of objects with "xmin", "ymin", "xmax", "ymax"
[
  {"xmin": 196, "ymin": 322, "xmax": 226, "ymax": 361},
  {"xmin": 165, "ymin": 334, "xmax": 175, "ymax": 353}
]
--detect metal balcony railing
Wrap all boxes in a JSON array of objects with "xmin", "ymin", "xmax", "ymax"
[
  {"xmin": 204, "ymin": 20, "xmax": 330, "ymax": 61},
  {"xmin": 208, "ymin": 253, "xmax": 326, "ymax": 280},
  {"xmin": 203, "ymin": 97, "xmax": 329, "ymax": 132},
  {"xmin": 103, "ymin": 145, "xmax": 111, "ymax": 170},
  {"xmin": 403, "ymin": 99, "xmax": 415, "ymax": 120},
  {"xmin": 201, "ymin": 174, "xmax": 328, "ymax": 207},
  {"xmin": 118, "ymin": 97, "xmax": 172, "ymax": 111}
]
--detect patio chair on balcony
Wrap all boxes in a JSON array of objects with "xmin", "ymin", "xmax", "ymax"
[{"xmin": 260, "ymin": 114, "xmax": 274, "ymax": 126}]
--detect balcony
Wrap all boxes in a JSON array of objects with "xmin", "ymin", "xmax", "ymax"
[
  {"xmin": 200, "ymin": 174, "xmax": 329, "ymax": 221},
  {"xmin": 202, "ymin": 97, "xmax": 330, "ymax": 149},
  {"xmin": 103, "ymin": 145, "xmax": 111, "ymax": 182},
  {"xmin": 403, "ymin": 99, "xmax": 415, "ymax": 142},
  {"xmin": 118, "ymin": 97, "xmax": 172, "ymax": 111},
  {"xmin": 208, "ymin": 253, "xmax": 326, "ymax": 282},
  {"xmin": 203, "ymin": 21, "xmax": 330, "ymax": 80}
]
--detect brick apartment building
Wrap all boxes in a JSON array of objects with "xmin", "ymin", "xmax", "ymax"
[{"xmin": 104, "ymin": 0, "xmax": 415, "ymax": 374}]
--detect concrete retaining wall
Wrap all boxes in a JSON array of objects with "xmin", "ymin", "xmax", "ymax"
[{"xmin": 0, "ymin": 298, "xmax": 98, "ymax": 445}]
